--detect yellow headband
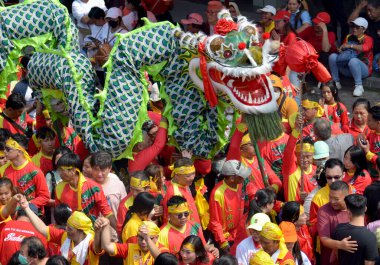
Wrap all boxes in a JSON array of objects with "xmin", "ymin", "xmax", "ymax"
[
  {"xmin": 0, "ymin": 151, "xmax": 4, "ymax": 156},
  {"xmin": 67, "ymin": 211, "xmax": 93, "ymax": 236},
  {"xmin": 140, "ymin": 221, "xmax": 160, "ymax": 236},
  {"xmin": 295, "ymin": 143, "xmax": 315, "ymax": 153},
  {"xmin": 183, "ymin": 243, "xmax": 195, "ymax": 252},
  {"xmin": 6, "ymin": 138, "xmax": 31, "ymax": 162},
  {"xmin": 130, "ymin": 176, "xmax": 150, "ymax": 189},
  {"xmin": 169, "ymin": 165, "xmax": 195, "ymax": 178},
  {"xmin": 240, "ymin": 134, "xmax": 251, "ymax": 147},
  {"xmin": 60, "ymin": 166, "xmax": 74, "ymax": 170},
  {"xmin": 302, "ymin": 99, "xmax": 324, "ymax": 117},
  {"xmin": 168, "ymin": 202, "xmax": 189, "ymax": 214}
]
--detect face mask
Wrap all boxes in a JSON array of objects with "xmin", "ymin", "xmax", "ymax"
[
  {"xmin": 18, "ymin": 253, "xmax": 29, "ymax": 265},
  {"xmin": 108, "ymin": 20, "xmax": 119, "ymax": 28}
]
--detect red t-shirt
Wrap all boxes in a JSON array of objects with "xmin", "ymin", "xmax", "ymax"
[
  {"xmin": 317, "ymin": 203, "xmax": 350, "ymax": 265},
  {"xmin": 298, "ymin": 27, "xmax": 337, "ymax": 53},
  {"xmin": 0, "ymin": 220, "xmax": 47, "ymax": 265}
]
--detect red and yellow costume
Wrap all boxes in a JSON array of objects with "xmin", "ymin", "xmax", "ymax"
[
  {"xmin": 227, "ymin": 127, "xmax": 282, "ymax": 199},
  {"xmin": 47, "ymin": 211, "xmax": 103, "ymax": 265},
  {"xmin": 0, "ymin": 111, "xmax": 33, "ymax": 135},
  {"xmin": 162, "ymin": 169, "xmax": 200, "ymax": 225},
  {"xmin": 117, "ymin": 193, "xmax": 134, "ymax": 236},
  {"xmin": 258, "ymin": 132, "xmax": 289, "ymax": 181},
  {"xmin": 112, "ymin": 221, "xmax": 168, "ymax": 265},
  {"xmin": 32, "ymin": 151, "xmax": 53, "ymax": 175},
  {"xmin": 282, "ymin": 130, "xmax": 317, "ymax": 202},
  {"xmin": 159, "ymin": 202, "xmax": 206, "ymax": 255},
  {"xmin": 323, "ymin": 102, "xmax": 349, "ymax": 130},
  {"xmin": 0, "ymin": 139, "xmax": 50, "ymax": 211},
  {"xmin": 208, "ymin": 179, "xmax": 245, "ymax": 251},
  {"xmin": 55, "ymin": 171, "xmax": 113, "ymax": 222}
]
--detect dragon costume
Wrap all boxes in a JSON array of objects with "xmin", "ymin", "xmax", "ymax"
[{"xmin": 2, "ymin": 3, "xmax": 283, "ymax": 160}]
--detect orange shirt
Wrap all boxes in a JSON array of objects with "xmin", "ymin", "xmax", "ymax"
[{"xmin": 343, "ymin": 119, "xmax": 370, "ymax": 139}]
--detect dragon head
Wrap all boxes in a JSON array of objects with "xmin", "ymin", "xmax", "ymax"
[{"xmin": 177, "ymin": 10, "xmax": 280, "ymax": 115}]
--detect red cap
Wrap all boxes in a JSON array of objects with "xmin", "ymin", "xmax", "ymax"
[
  {"xmin": 312, "ymin": 12, "xmax": 331, "ymax": 24},
  {"xmin": 272, "ymin": 10, "xmax": 290, "ymax": 21},
  {"xmin": 181, "ymin": 13, "xmax": 204, "ymax": 25}
]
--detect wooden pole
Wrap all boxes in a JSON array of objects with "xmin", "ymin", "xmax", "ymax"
[{"xmin": 298, "ymin": 73, "xmax": 306, "ymax": 193}]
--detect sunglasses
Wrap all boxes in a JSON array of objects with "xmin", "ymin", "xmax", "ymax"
[
  {"xmin": 326, "ymin": 175, "xmax": 341, "ymax": 180},
  {"xmin": 176, "ymin": 212, "xmax": 190, "ymax": 219}
]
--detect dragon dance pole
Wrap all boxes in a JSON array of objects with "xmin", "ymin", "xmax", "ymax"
[
  {"xmin": 252, "ymin": 139, "xmax": 269, "ymax": 187},
  {"xmin": 298, "ymin": 73, "xmax": 305, "ymax": 193}
]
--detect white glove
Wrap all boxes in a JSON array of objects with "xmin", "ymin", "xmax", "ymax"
[{"xmin": 149, "ymin": 83, "xmax": 161, "ymax": 102}]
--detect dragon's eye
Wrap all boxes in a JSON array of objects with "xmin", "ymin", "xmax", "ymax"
[
  {"xmin": 209, "ymin": 37, "xmax": 224, "ymax": 54},
  {"xmin": 243, "ymin": 25, "xmax": 256, "ymax": 36},
  {"xmin": 223, "ymin": 50, "xmax": 233, "ymax": 58}
]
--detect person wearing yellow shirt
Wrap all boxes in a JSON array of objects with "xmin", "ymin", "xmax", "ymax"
[{"xmin": 258, "ymin": 5, "xmax": 276, "ymax": 33}]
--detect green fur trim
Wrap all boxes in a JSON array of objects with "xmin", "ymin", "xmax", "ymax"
[{"xmin": 245, "ymin": 112, "xmax": 283, "ymax": 141}]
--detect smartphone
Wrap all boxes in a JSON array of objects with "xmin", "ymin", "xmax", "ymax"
[{"xmin": 359, "ymin": 138, "xmax": 367, "ymax": 145}]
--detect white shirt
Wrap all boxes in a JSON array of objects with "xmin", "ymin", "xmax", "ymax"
[
  {"xmin": 236, "ymin": 236, "xmax": 261, "ymax": 265},
  {"xmin": 72, "ymin": 0, "xmax": 107, "ymax": 29},
  {"xmin": 122, "ymin": 10, "xmax": 157, "ymax": 31}
]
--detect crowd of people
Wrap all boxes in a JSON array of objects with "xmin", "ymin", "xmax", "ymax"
[{"xmin": 1, "ymin": 0, "xmax": 380, "ymax": 265}]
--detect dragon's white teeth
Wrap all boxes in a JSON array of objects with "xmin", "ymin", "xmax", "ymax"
[
  {"xmin": 242, "ymin": 75, "xmax": 246, "ymax": 82},
  {"xmin": 253, "ymin": 97, "xmax": 258, "ymax": 104},
  {"xmin": 243, "ymin": 95, "xmax": 248, "ymax": 102},
  {"xmin": 221, "ymin": 73, "xmax": 226, "ymax": 80},
  {"xmin": 248, "ymin": 93, "xmax": 253, "ymax": 104},
  {"xmin": 227, "ymin": 80, "xmax": 234, "ymax": 87}
]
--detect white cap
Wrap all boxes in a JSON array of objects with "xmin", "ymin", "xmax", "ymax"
[
  {"xmin": 257, "ymin": 5, "xmax": 276, "ymax": 16},
  {"xmin": 247, "ymin": 213, "xmax": 271, "ymax": 231},
  {"xmin": 351, "ymin": 17, "xmax": 368, "ymax": 29},
  {"xmin": 106, "ymin": 7, "xmax": 122, "ymax": 19},
  {"xmin": 221, "ymin": 160, "xmax": 251, "ymax": 179}
]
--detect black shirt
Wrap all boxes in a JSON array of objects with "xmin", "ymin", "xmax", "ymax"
[
  {"xmin": 361, "ymin": 13, "xmax": 380, "ymax": 55},
  {"xmin": 364, "ymin": 181, "xmax": 380, "ymax": 222},
  {"xmin": 334, "ymin": 223, "xmax": 378, "ymax": 265}
]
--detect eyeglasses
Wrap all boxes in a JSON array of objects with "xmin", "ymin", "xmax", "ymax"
[
  {"xmin": 326, "ymin": 175, "xmax": 341, "ymax": 180},
  {"xmin": 176, "ymin": 212, "xmax": 190, "ymax": 219}
]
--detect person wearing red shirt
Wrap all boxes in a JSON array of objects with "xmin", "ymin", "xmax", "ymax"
[
  {"xmin": 0, "ymin": 93, "xmax": 33, "ymax": 137},
  {"xmin": 162, "ymin": 158, "xmax": 200, "ymax": 225},
  {"xmin": 282, "ymin": 119, "xmax": 317, "ymax": 202},
  {"xmin": 208, "ymin": 160, "xmax": 250, "ymax": 255},
  {"xmin": 0, "ymin": 136, "xmax": 50, "ymax": 212},
  {"xmin": 128, "ymin": 115, "xmax": 168, "ymax": 173},
  {"xmin": 54, "ymin": 153, "xmax": 116, "ymax": 228},
  {"xmin": 298, "ymin": 12, "xmax": 337, "ymax": 67},
  {"xmin": 318, "ymin": 181, "xmax": 357, "ymax": 265},
  {"xmin": 159, "ymin": 196, "xmax": 218, "ymax": 258},
  {"xmin": 329, "ymin": 17, "xmax": 373, "ymax": 97},
  {"xmin": 0, "ymin": 205, "xmax": 47, "ymax": 265},
  {"xmin": 31, "ymin": 127, "xmax": 55, "ymax": 175},
  {"xmin": 227, "ymin": 125, "xmax": 282, "ymax": 200},
  {"xmin": 342, "ymin": 145, "xmax": 372, "ymax": 195},
  {"xmin": 343, "ymin": 98, "xmax": 371, "ymax": 139},
  {"xmin": 271, "ymin": 10, "xmax": 297, "ymax": 77},
  {"xmin": 99, "ymin": 217, "xmax": 167, "ymax": 265},
  {"xmin": 21, "ymin": 198, "xmax": 104, "ymax": 265}
]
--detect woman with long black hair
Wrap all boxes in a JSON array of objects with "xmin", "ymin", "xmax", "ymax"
[
  {"xmin": 121, "ymin": 191, "xmax": 156, "ymax": 243},
  {"xmin": 342, "ymin": 145, "xmax": 371, "ymax": 194},
  {"xmin": 178, "ymin": 235, "xmax": 213, "ymax": 265}
]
